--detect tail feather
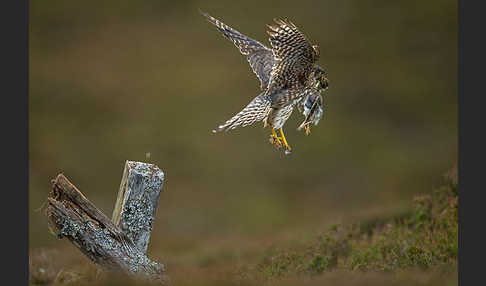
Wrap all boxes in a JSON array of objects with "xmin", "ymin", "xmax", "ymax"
[{"xmin": 212, "ymin": 93, "xmax": 271, "ymax": 133}]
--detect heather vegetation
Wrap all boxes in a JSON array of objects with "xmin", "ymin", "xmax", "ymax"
[{"xmin": 246, "ymin": 168, "xmax": 457, "ymax": 282}]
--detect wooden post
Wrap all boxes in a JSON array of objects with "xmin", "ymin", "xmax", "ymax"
[
  {"xmin": 45, "ymin": 161, "xmax": 168, "ymax": 284},
  {"xmin": 112, "ymin": 161, "xmax": 164, "ymax": 253}
]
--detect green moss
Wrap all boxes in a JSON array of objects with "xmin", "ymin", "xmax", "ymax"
[
  {"xmin": 253, "ymin": 167, "xmax": 458, "ymax": 280},
  {"xmin": 307, "ymin": 254, "xmax": 330, "ymax": 274},
  {"xmin": 259, "ymin": 252, "xmax": 304, "ymax": 278}
]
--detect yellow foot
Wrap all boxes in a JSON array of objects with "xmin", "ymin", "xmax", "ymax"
[
  {"xmin": 304, "ymin": 124, "xmax": 311, "ymax": 136},
  {"xmin": 298, "ymin": 122, "xmax": 312, "ymax": 136},
  {"xmin": 269, "ymin": 128, "xmax": 283, "ymax": 149},
  {"xmin": 268, "ymin": 128, "xmax": 292, "ymax": 155},
  {"xmin": 278, "ymin": 128, "xmax": 292, "ymax": 155}
]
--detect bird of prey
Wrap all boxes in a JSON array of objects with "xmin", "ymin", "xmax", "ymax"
[{"xmin": 202, "ymin": 11, "xmax": 329, "ymax": 154}]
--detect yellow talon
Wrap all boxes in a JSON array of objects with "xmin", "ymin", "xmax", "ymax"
[
  {"xmin": 269, "ymin": 128, "xmax": 292, "ymax": 154},
  {"xmin": 278, "ymin": 128, "xmax": 292, "ymax": 151},
  {"xmin": 269, "ymin": 128, "xmax": 282, "ymax": 148},
  {"xmin": 271, "ymin": 128, "xmax": 278, "ymax": 138}
]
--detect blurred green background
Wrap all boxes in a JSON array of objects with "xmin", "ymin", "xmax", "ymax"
[{"xmin": 30, "ymin": 0, "xmax": 457, "ymax": 284}]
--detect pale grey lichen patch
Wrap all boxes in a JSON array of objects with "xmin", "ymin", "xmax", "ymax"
[
  {"xmin": 121, "ymin": 197, "xmax": 155, "ymax": 252},
  {"xmin": 92, "ymin": 224, "xmax": 118, "ymax": 252},
  {"xmin": 116, "ymin": 161, "xmax": 164, "ymax": 253},
  {"xmin": 127, "ymin": 161, "xmax": 164, "ymax": 195},
  {"xmin": 127, "ymin": 252, "xmax": 164, "ymax": 279},
  {"xmin": 123, "ymin": 199, "xmax": 154, "ymax": 232},
  {"xmin": 129, "ymin": 253, "xmax": 151, "ymax": 273},
  {"xmin": 58, "ymin": 218, "xmax": 84, "ymax": 239}
]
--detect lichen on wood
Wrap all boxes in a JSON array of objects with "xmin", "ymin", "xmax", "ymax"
[
  {"xmin": 112, "ymin": 161, "xmax": 164, "ymax": 253},
  {"xmin": 45, "ymin": 173, "xmax": 168, "ymax": 284}
]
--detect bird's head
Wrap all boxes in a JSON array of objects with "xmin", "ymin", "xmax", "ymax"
[
  {"xmin": 312, "ymin": 44, "xmax": 320, "ymax": 61},
  {"xmin": 312, "ymin": 65, "xmax": 329, "ymax": 91}
]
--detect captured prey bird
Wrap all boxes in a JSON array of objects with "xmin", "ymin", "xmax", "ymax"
[{"xmin": 201, "ymin": 11, "xmax": 329, "ymax": 154}]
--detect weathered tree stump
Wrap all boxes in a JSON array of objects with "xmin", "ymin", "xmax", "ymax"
[{"xmin": 45, "ymin": 161, "xmax": 168, "ymax": 284}]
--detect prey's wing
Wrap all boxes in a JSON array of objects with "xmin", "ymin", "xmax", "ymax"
[
  {"xmin": 201, "ymin": 11, "xmax": 275, "ymax": 90},
  {"xmin": 266, "ymin": 19, "xmax": 318, "ymax": 107},
  {"xmin": 297, "ymin": 90, "xmax": 324, "ymax": 130}
]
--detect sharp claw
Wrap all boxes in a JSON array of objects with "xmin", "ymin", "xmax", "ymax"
[{"xmin": 269, "ymin": 128, "xmax": 293, "ymax": 152}]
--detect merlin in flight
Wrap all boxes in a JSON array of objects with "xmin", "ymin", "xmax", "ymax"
[{"xmin": 202, "ymin": 12, "xmax": 329, "ymax": 154}]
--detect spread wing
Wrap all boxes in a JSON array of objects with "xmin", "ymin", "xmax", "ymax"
[
  {"xmin": 212, "ymin": 92, "xmax": 271, "ymax": 133},
  {"xmin": 265, "ymin": 19, "xmax": 319, "ymax": 107},
  {"xmin": 201, "ymin": 11, "xmax": 275, "ymax": 90}
]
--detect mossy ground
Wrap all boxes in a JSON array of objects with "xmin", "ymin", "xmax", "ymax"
[{"xmin": 244, "ymin": 167, "xmax": 458, "ymax": 282}]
